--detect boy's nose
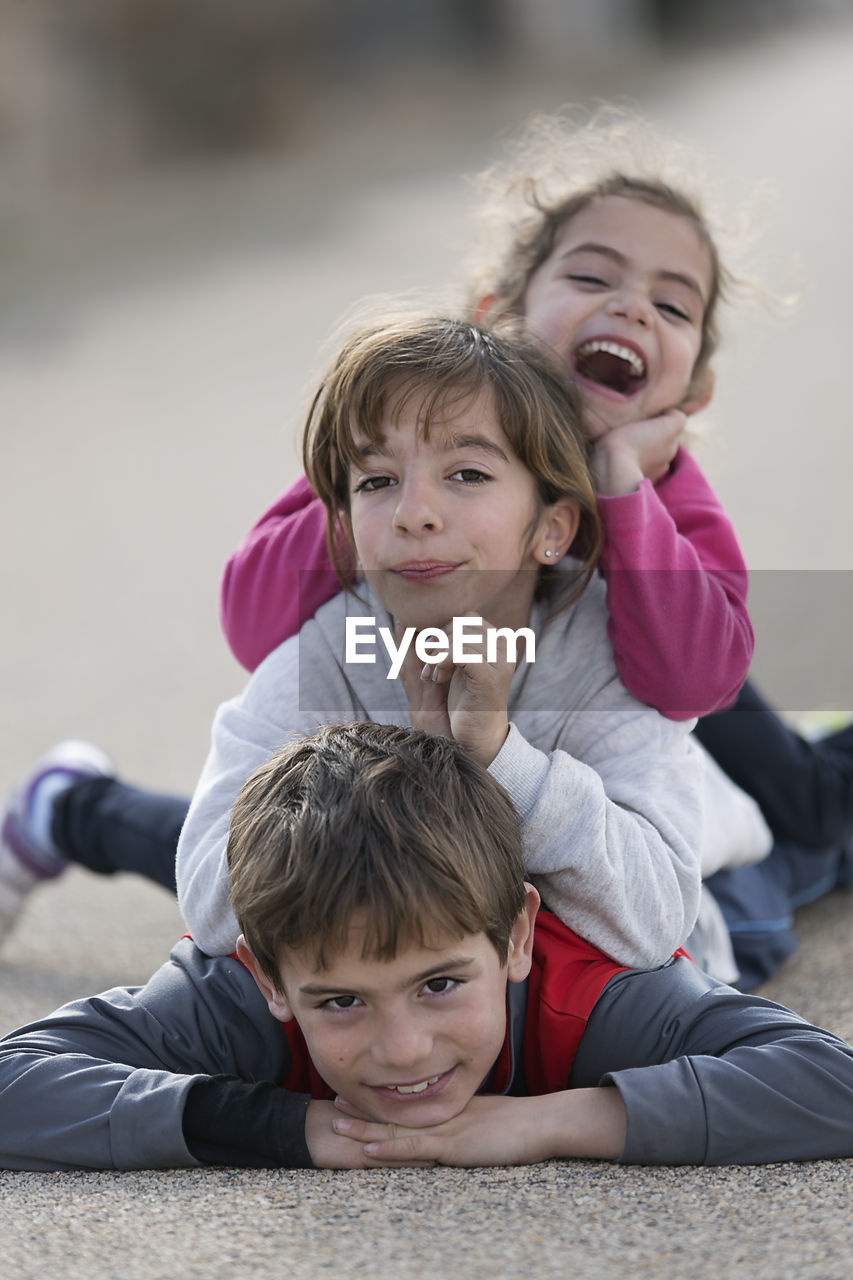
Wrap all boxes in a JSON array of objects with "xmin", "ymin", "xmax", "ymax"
[{"xmin": 370, "ymin": 1015, "xmax": 434, "ymax": 1071}]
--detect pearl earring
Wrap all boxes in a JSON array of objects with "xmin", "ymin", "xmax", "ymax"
[{"xmin": 544, "ymin": 549, "xmax": 559, "ymax": 559}]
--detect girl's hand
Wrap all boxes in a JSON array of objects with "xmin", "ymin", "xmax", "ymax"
[
  {"xmin": 590, "ymin": 408, "xmax": 686, "ymax": 496},
  {"xmin": 397, "ymin": 617, "xmax": 513, "ymax": 768}
]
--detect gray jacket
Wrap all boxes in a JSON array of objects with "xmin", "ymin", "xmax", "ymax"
[{"xmin": 1, "ymin": 937, "xmax": 851, "ymax": 1170}]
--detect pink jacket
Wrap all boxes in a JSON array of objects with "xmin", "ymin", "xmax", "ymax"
[{"xmin": 219, "ymin": 449, "xmax": 752, "ymax": 719}]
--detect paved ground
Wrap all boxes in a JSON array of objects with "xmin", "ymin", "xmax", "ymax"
[{"xmin": 2, "ymin": 13, "xmax": 853, "ymax": 1279}]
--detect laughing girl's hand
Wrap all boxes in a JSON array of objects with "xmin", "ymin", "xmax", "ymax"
[{"xmin": 590, "ymin": 408, "xmax": 685, "ymax": 496}]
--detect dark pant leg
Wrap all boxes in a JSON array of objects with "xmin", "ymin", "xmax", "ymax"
[
  {"xmin": 695, "ymin": 678, "xmax": 853, "ymax": 849},
  {"xmin": 50, "ymin": 778, "xmax": 188, "ymax": 894},
  {"xmin": 706, "ymin": 842, "xmax": 848, "ymax": 991}
]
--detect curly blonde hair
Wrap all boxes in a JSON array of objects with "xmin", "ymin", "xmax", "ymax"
[{"xmin": 466, "ymin": 105, "xmax": 769, "ymax": 385}]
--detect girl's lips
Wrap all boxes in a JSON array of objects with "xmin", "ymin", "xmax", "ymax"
[
  {"xmin": 571, "ymin": 333, "xmax": 649, "ymax": 402},
  {"xmin": 369, "ymin": 1065, "xmax": 457, "ymax": 1103},
  {"xmin": 390, "ymin": 562, "xmax": 459, "ymax": 581}
]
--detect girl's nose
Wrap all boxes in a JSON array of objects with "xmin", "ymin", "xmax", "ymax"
[
  {"xmin": 605, "ymin": 289, "xmax": 652, "ymax": 326},
  {"xmin": 393, "ymin": 479, "xmax": 443, "ymax": 535}
]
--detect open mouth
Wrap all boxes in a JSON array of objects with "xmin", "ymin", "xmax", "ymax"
[{"xmin": 573, "ymin": 339, "xmax": 647, "ymax": 397}]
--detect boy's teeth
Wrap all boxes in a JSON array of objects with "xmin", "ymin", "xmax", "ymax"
[
  {"xmin": 392, "ymin": 1075, "xmax": 440, "ymax": 1094},
  {"xmin": 576, "ymin": 340, "xmax": 645, "ymax": 377}
]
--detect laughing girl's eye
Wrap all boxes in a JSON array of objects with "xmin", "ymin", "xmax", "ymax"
[
  {"xmin": 568, "ymin": 272, "xmax": 608, "ymax": 287},
  {"xmin": 656, "ymin": 301, "xmax": 691, "ymax": 322},
  {"xmin": 448, "ymin": 468, "xmax": 490, "ymax": 485}
]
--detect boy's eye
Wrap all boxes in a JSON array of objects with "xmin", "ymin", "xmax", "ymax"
[
  {"xmin": 421, "ymin": 976, "xmax": 460, "ymax": 996},
  {"xmin": 353, "ymin": 474, "xmax": 394, "ymax": 493},
  {"xmin": 448, "ymin": 468, "xmax": 490, "ymax": 485},
  {"xmin": 320, "ymin": 994, "xmax": 362, "ymax": 1011}
]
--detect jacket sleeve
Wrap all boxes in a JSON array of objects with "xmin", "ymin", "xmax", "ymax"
[
  {"xmin": 0, "ymin": 940, "xmax": 309, "ymax": 1171},
  {"xmin": 219, "ymin": 476, "xmax": 344, "ymax": 672},
  {"xmin": 597, "ymin": 449, "xmax": 754, "ymax": 721},
  {"xmin": 571, "ymin": 957, "xmax": 853, "ymax": 1165}
]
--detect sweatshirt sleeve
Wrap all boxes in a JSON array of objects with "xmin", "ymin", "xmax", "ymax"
[
  {"xmin": 219, "ymin": 477, "xmax": 343, "ymax": 672},
  {"xmin": 489, "ymin": 718, "xmax": 703, "ymax": 969},
  {"xmin": 176, "ymin": 605, "xmax": 369, "ymax": 956},
  {"xmin": 571, "ymin": 958, "xmax": 853, "ymax": 1165},
  {"xmin": 0, "ymin": 940, "xmax": 311, "ymax": 1171},
  {"xmin": 597, "ymin": 448, "xmax": 753, "ymax": 720}
]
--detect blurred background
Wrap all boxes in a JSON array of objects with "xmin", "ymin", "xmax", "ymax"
[{"xmin": 2, "ymin": 0, "xmax": 853, "ymax": 814}]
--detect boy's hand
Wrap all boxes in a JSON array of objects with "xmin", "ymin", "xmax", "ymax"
[
  {"xmin": 305, "ymin": 1100, "xmax": 434, "ymax": 1169},
  {"xmin": 397, "ymin": 617, "xmax": 513, "ymax": 768},
  {"xmin": 331, "ymin": 1088, "xmax": 626, "ymax": 1167},
  {"xmin": 590, "ymin": 408, "xmax": 686, "ymax": 496}
]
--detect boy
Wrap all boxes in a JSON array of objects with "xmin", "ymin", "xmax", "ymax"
[{"xmin": 0, "ymin": 720, "xmax": 851, "ymax": 1171}]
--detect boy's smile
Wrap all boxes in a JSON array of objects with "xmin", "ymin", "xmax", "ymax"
[
  {"xmin": 239, "ymin": 896, "xmax": 537, "ymax": 1129},
  {"xmin": 346, "ymin": 390, "xmax": 554, "ymax": 634},
  {"xmin": 522, "ymin": 195, "xmax": 713, "ymax": 437}
]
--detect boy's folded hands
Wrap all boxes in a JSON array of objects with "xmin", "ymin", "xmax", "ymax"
[{"xmin": 315, "ymin": 1089, "xmax": 627, "ymax": 1169}]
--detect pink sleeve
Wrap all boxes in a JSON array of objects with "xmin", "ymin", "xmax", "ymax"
[
  {"xmin": 219, "ymin": 475, "xmax": 343, "ymax": 672},
  {"xmin": 596, "ymin": 448, "xmax": 753, "ymax": 720}
]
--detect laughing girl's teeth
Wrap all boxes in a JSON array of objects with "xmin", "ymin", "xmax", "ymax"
[
  {"xmin": 391, "ymin": 1075, "xmax": 440, "ymax": 1094},
  {"xmin": 575, "ymin": 339, "xmax": 645, "ymax": 377}
]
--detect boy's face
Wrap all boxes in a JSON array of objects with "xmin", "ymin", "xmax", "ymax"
[
  {"xmin": 522, "ymin": 195, "xmax": 714, "ymax": 438},
  {"xmin": 240, "ymin": 893, "xmax": 537, "ymax": 1128},
  {"xmin": 346, "ymin": 390, "xmax": 572, "ymax": 633}
]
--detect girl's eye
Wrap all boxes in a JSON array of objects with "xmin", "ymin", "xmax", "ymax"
[
  {"xmin": 448, "ymin": 468, "xmax": 490, "ymax": 485},
  {"xmin": 568, "ymin": 272, "xmax": 608, "ymax": 287},
  {"xmin": 656, "ymin": 301, "xmax": 692, "ymax": 322},
  {"xmin": 320, "ymin": 994, "xmax": 362, "ymax": 1011},
  {"xmin": 353, "ymin": 475, "xmax": 394, "ymax": 493},
  {"xmin": 421, "ymin": 976, "xmax": 460, "ymax": 996}
]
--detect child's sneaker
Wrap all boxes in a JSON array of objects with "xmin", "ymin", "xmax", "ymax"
[{"xmin": 0, "ymin": 740, "xmax": 113, "ymax": 940}]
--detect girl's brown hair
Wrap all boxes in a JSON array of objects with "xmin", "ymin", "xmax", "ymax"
[{"xmin": 302, "ymin": 313, "xmax": 601, "ymax": 604}]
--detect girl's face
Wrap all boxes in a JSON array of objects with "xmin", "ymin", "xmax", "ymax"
[
  {"xmin": 522, "ymin": 195, "xmax": 714, "ymax": 438},
  {"xmin": 346, "ymin": 389, "xmax": 562, "ymax": 633}
]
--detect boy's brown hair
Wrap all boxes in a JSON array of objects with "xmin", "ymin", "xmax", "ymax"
[
  {"xmin": 226, "ymin": 722, "xmax": 528, "ymax": 989},
  {"xmin": 302, "ymin": 313, "xmax": 601, "ymax": 601}
]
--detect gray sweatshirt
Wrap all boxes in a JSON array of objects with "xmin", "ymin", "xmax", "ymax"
[{"xmin": 176, "ymin": 572, "xmax": 768, "ymax": 968}]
